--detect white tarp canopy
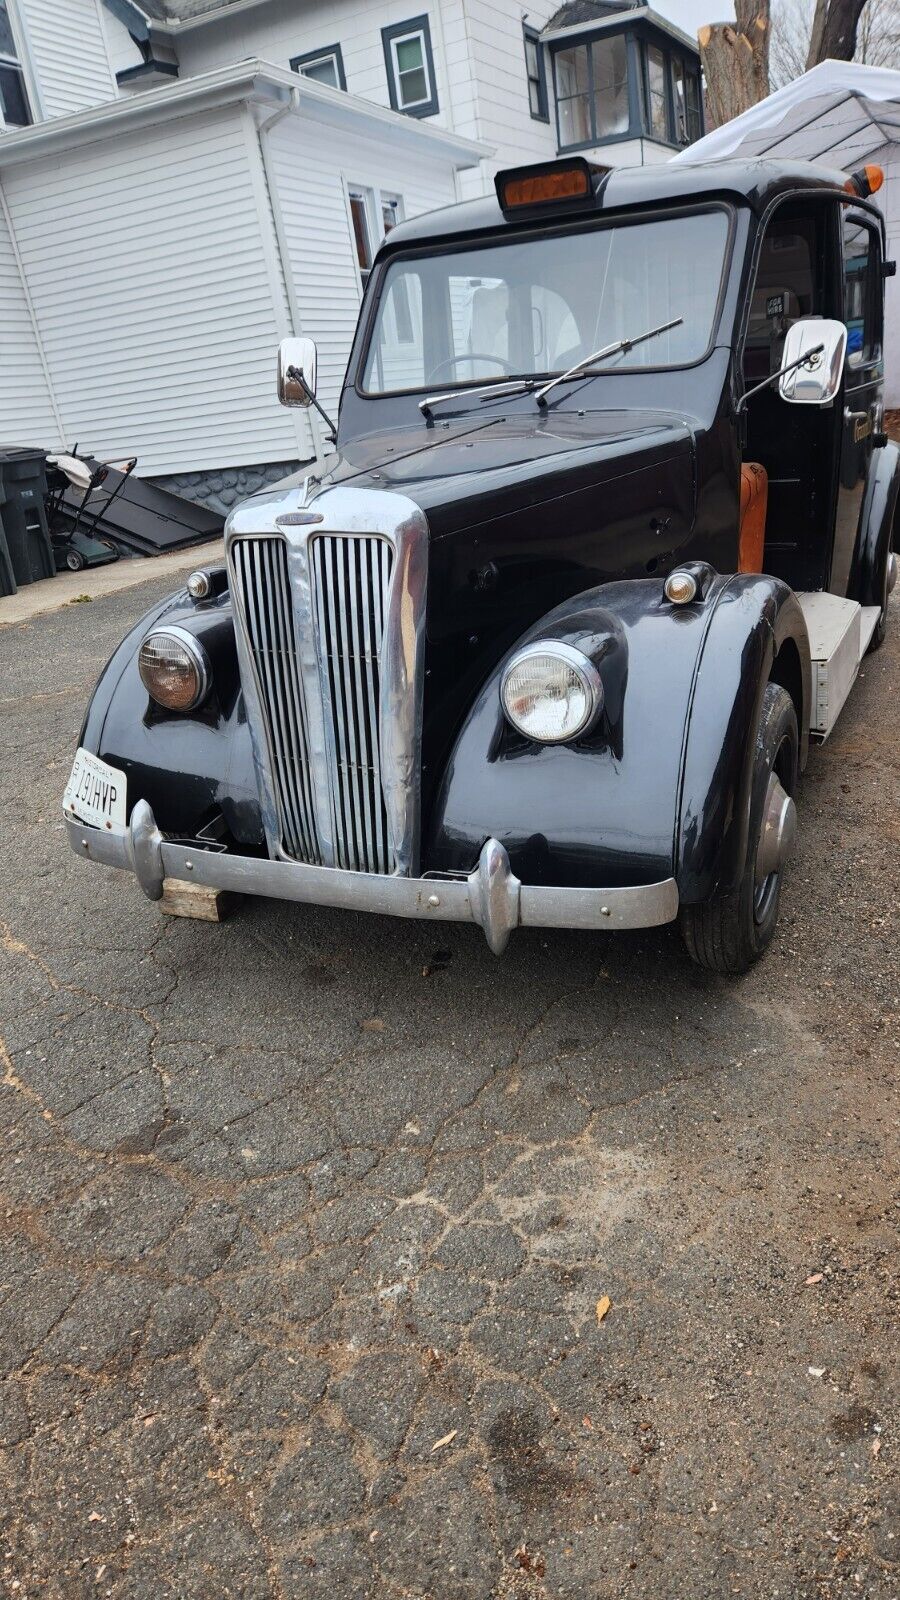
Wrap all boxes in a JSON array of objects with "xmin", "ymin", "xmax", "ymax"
[{"xmin": 671, "ymin": 60, "xmax": 900, "ymax": 169}]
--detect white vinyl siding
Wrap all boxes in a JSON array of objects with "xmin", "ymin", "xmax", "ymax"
[
  {"xmin": 0, "ymin": 105, "xmax": 308, "ymax": 474},
  {"xmin": 18, "ymin": 0, "xmax": 116, "ymax": 119},
  {"xmin": 264, "ymin": 107, "xmax": 459, "ymax": 419},
  {"xmin": 0, "ymin": 184, "xmax": 58, "ymax": 444},
  {"xmin": 177, "ymin": 0, "xmax": 453, "ymax": 129}
]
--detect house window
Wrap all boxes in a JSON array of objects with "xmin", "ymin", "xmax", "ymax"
[
  {"xmin": 644, "ymin": 42, "xmax": 669, "ymax": 142},
  {"xmin": 290, "ymin": 44, "xmax": 346, "ymax": 91},
  {"xmin": 523, "ymin": 25, "xmax": 548, "ymax": 121},
  {"xmin": 0, "ymin": 1, "xmax": 31, "ymax": 129},
  {"xmin": 382, "ymin": 16, "xmax": 439, "ymax": 118},
  {"xmin": 555, "ymin": 36, "xmax": 628, "ymax": 150},
  {"xmin": 348, "ymin": 186, "xmax": 407, "ymax": 296},
  {"xmin": 671, "ymin": 55, "xmax": 702, "ymax": 145}
]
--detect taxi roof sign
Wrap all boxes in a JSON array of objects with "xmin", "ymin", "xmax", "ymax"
[{"xmin": 495, "ymin": 158, "xmax": 609, "ymax": 215}]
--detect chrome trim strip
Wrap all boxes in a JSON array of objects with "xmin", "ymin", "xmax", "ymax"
[{"xmin": 67, "ymin": 812, "xmax": 680, "ymax": 953}]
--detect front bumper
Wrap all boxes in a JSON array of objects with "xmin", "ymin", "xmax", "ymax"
[{"xmin": 66, "ymin": 800, "xmax": 679, "ymax": 956}]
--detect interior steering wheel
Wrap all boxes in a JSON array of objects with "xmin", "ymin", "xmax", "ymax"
[{"xmin": 426, "ymin": 354, "xmax": 513, "ymax": 384}]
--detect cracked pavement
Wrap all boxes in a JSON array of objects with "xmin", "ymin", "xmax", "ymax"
[{"xmin": 0, "ymin": 576, "xmax": 897, "ymax": 1598}]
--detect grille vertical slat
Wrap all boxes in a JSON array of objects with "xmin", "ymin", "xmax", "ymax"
[
  {"xmin": 312, "ymin": 533, "xmax": 395, "ymax": 873},
  {"xmin": 231, "ymin": 536, "xmax": 321, "ymax": 865},
  {"xmin": 231, "ymin": 531, "xmax": 395, "ymax": 874}
]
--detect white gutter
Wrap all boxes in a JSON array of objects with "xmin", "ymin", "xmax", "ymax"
[
  {"xmin": 132, "ymin": 0, "xmax": 276, "ymax": 32},
  {"xmin": 0, "ymin": 58, "xmax": 491, "ymax": 169}
]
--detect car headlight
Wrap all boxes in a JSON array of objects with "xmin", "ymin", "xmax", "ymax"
[
  {"xmin": 138, "ymin": 625, "xmax": 211, "ymax": 711},
  {"xmin": 500, "ymin": 641, "xmax": 603, "ymax": 744}
]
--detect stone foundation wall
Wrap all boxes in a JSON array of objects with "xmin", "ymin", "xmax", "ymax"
[{"xmin": 151, "ymin": 461, "xmax": 308, "ymax": 518}]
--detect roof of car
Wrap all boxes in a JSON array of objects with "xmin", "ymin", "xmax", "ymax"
[{"xmin": 381, "ymin": 158, "xmax": 854, "ymax": 253}]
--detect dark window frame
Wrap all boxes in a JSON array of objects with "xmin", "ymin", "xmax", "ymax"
[
  {"xmin": 381, "ymin": 14, "xmax": 439, "ymax": 119},
  {"xmin": 290, "ymin": 42, "xmax": 347, "ymax": 91},
  {"xmin": 0, "ymin": 0, "xmax": 31, "ymax": 129},
  {"xmin": 550, "ymin": 22, "xmax": 703, "ymax": 154},
  {"xmin": 523, "ymin": 23, "xmax": 549, "ymax": 122}
]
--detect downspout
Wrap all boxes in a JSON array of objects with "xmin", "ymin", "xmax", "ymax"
[
  {"xmin": 256, "ymin": 89, "xmax": 328, "ymax": 472},
  {"xmin": 0, "ymin": 175, "xmax": 66, "ymax": 445}
]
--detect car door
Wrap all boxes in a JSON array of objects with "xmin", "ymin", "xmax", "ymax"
[{"xmin": 830, "ymin": 207, "xmax": 884, "ymax": 596}]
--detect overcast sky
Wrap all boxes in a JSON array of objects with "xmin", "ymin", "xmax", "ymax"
[{"xmin": 652, "ymin": 0, "xmax": 737, "ymax": 41}]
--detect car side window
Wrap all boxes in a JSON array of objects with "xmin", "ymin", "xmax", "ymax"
[
  {"xmin": 842, "ymin": 214, "xmax": 881, "ymax": 368},
  {"xmin": 744, "ymin": 206, "xmax": 826, "ymax": 382}
]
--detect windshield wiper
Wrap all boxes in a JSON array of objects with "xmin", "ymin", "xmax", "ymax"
[
  {"xmin": 534, "ymin": 317, "xmax": 684, "ymax": 409},
  {"xmin": 419, "ymin": 378, "xmax": 537, "ymax": 421}
]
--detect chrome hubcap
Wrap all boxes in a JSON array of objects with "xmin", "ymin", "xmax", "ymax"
[
  {"xmin": 887, "ymin": 552, "xmax": 898, "ymax": 597},
  {"xmin": 756, "ymin": 771, "xmax": 797, "ymax": 887}
]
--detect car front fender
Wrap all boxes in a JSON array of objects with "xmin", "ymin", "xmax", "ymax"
[{"xmin": 426, "ymin": 573, "xmax": 810, "ymax": 900}]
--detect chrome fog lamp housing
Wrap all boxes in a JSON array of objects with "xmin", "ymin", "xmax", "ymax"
[
  {"xmin": 664, "ymin": 569, "xmax": 698, "ymax": 605},
  {"xmin": 186, "ymin": 569, "xmax": 212, "ymax": 600},
  {"xmin": 501, "ymin": 641, "xmax": 603, "ymax": 744},
  {"xmin": 138, "ymin": 626, "xmax": 211, "ymax": 712}
]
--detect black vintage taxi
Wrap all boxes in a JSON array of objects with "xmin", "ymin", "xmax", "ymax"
[{"xmin": 63, "ymin": 156, "xmax": 899, "ymax": 971}]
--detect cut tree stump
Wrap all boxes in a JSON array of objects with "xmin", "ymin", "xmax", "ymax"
[{"xmin": 160, "ymin": 876, "xmax": 238, "ymax": 922}]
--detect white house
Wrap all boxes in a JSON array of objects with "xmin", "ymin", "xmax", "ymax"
[
  {"xmin": 0, "ymin": 0, "xmax": 706, "ymax": 505},
  {"xmin": 674, "ymin": 62, "xmax": 900, "ymax": 406}
]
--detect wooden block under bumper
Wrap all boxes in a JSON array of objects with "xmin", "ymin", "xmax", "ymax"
[{"xmin": 160, "ymin": 876, "xmax": 237, "ymax": 921}]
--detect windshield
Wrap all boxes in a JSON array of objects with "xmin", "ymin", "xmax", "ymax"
[{"xmin": 361, "ymin": 208, "xmax": 730, "ymax": 396}]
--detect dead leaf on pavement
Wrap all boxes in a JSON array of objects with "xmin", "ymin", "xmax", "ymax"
[
  {"xmin": 431, "ymin": 1429, "xmax": 457, "ymax": 1453},
  {"xmin": 596, "ymin": 1295, "xmax": 612, "ymax": 1324},
  {"xmin": 804, "ymin": 1273, "xmax": 824, "ymax": 1285}
]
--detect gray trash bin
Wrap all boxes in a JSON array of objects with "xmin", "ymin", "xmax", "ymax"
[{"xmin": 0, "ymin": 448, "xmax": 53, "ymax": 586}]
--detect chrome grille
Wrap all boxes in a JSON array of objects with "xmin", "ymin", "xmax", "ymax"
[
  {"xmin": 230, "ymin": 536, "xmax": 321, "ymax": 864},
  {"xmin": 311, "ymin": 534, "xmax": 395, "ymax": 873}
]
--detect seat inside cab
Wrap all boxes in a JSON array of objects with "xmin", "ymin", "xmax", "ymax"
[{"xmin": 739, "ymin": 200, "xmax": 840, "ymax": 589}]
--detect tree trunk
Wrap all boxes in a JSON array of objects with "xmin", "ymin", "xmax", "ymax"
[
  {"xmin": 699, "ymin": 2, "xmax": 770, "ymax": 129},
  {"xmin": 815, "ymin": 0, "xmax": 870, "ymax": 61}
]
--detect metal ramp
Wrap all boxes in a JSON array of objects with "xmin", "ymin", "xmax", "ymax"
[{"xmin": 797, "ymin": 591, "xmax": 881, "ymax": 739}]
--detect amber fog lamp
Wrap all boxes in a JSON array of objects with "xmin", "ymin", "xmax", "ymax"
[
  {"xmin": 138, "ymin": 626, "xmax": 210, "ymax": 712},
  {"xmin": 664, "ymin": 570, "xmax": 698, "ymax": 606},
  {"xmin": 501, "ymin": 641, "xmax": 603, "ymax": 744}
]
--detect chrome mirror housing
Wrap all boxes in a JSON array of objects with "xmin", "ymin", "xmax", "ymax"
[
  {"xmin": 277, "ymin": 336, "xmax": 318, "ymax": 407},
  {"xmin": 779, "ymin": 318, "xmax": 847, "ymax": 406}
]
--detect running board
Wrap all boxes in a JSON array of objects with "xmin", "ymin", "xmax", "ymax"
[{"xmin": 796, "ymin": 592, "xmax": 880, "ymax": 739}]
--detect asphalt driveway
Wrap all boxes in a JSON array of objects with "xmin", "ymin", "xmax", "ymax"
[{"xmin": 0, "ymin": 575, "xmax": 897, "ymax": 1598}]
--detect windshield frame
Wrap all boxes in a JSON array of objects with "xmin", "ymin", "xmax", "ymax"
[{"xmin": 355, "ymin": 200, "xmax": 737, "ymax": 402}]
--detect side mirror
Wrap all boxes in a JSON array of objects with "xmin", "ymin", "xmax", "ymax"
[
  {"xmin": 277, "ymin": 336, "xmax": 318, "ymax": 407},
  {"xmin": 779, "ymin": 318, "xmax": 847, "ymax": 406}
]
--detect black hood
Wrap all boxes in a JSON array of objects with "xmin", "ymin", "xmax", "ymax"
[{"xmin": 316, "ymin": 407, "xmax": 696, "ymax": 540}]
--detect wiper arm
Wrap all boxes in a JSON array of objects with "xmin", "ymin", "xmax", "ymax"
[
  {"xmin": 534, "ymin": 317, "xmax": 684, "ymax": 409},
  {"xmin": 419, "ymin": 378, "xmax": 536, "ymax": 421}
]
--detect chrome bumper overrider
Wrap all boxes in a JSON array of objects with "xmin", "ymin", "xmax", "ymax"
[{"xmin": 66, "ymin": 800, "xmax": 679, "ymax": 956}]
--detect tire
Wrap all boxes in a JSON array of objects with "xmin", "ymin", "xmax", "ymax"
[
  {"xmin": 680, "ymin": 683, "xmax": 799, "ymax": 974},
  {"xmin": 866, "ymin": 544, "xmax": 893, "ymax": 653},
  {"xmin": 65, "ymin": 548, "xmax": 85, "ymax": 572}
]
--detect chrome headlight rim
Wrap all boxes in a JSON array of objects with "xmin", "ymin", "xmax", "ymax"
[
  {"xmin": 138, "ymin": 624, "xmax": 211, "ymax": 712},
  {"xmin": 500, "ymin": 639, "xmax": 604, "ymax": 745}
]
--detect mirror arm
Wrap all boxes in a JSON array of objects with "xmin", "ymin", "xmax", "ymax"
[
  {"xmin": 736, "ymin": 343, "xmax": 826, "ymax": 414},
  {"xmin": 286, "ymin": 366, "xmax": 338, "ymax": 444}
]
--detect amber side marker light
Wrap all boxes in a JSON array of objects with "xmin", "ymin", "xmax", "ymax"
[
  {"xmin": 495, "ymin": 158, "xmax": 605, "ymax": 214},
  {"xmin": 844, "ymin": 164, "xmax": 884, "ymax": 198}
]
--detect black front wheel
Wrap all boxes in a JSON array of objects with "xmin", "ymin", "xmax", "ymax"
[
  {"xmin": 866, "ymin": 547, "xmax": 895, "ymax": 654},
  {"xmin": 680, "ymin": 683, "xmax": 799, "ymax": 974}
]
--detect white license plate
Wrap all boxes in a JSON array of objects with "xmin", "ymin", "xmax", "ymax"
[{"xmin": 63, "ymin": 747, "xmax": 127, "ymax": 833}]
